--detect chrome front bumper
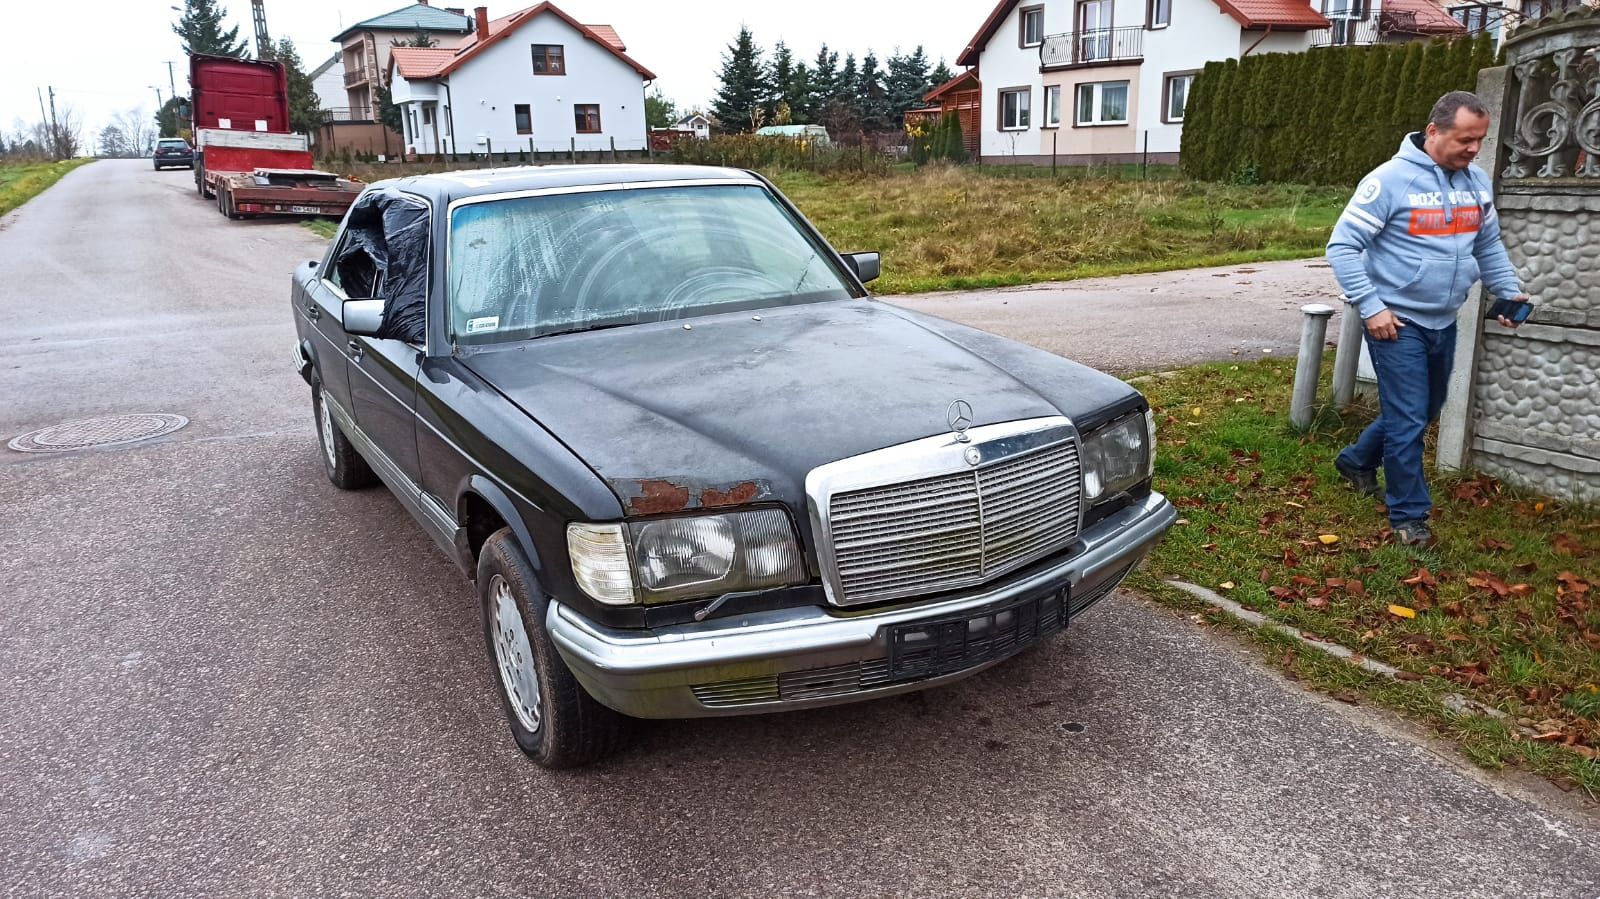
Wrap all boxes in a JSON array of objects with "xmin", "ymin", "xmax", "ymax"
[{"xmin": 547, "ymin": 491, "xmax": 1176, "ymax": 719}]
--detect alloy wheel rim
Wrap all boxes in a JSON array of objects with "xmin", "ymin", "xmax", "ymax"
[
  {"xmin": 318, "ymin": 390, "xmax": 337, "ymax": 469},
  {"xmin": 490, "ymin": 575, "xmax": 542, "ymax": 733}
]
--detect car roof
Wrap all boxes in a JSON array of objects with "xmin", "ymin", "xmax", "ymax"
[{"xmin": 373, "ymin": 164, "xmax": 762, "ymax": 207}]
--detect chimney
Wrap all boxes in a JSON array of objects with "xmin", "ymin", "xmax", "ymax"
[
  {"xmin": 475, "ymin": 6, "xmax": 489, "ymax": 38},
  {"xmin": 417, "ymin": 0, "xmax": 428, "ymax": 5},
  {"xmin": 445, "ymin": 7, "xmax": 464, "ymax": 13}
]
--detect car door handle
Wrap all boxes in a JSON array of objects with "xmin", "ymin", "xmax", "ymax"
[
  {"xmin": 347, "ymin": 340, "xmax": 363, "ymax": 361},
  {"xmin": 305, "ymin": 302, "xmax": 321, "ymax": 322}
]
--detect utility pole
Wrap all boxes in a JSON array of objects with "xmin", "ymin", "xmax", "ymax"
[
  {"xmin": 164, "ymin": 61, "xmax": 179, "ymax": 101},
  {"xmin": 47, "ymin": 86, "xmax": 61, "ymax": 159}
]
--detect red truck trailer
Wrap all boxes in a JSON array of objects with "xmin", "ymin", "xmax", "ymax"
[{"xmin": 189, "ymin": 54, "xmax": 362, "ymax": 220}]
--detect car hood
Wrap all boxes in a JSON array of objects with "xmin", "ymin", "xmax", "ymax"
[{"xmin": 462, "ymin": 299, "xmax": 1138, "ymax": 518}]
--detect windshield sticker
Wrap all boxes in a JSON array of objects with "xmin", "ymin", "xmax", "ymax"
[{"xmin": 466, "ymin": 316, "xmax": 500, "ymax": 334}]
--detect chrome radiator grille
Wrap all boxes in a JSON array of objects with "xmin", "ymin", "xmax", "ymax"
[{"xmin": 823, "ymin": 436, "xmax": 1082, "ymax": 605}]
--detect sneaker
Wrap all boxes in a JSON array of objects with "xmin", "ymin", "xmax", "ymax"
[
  {"xmin": 1392, "ymin": 520, "xmax": 1435, "ymax": 546},
  {"xmin": 1334, "ymin": 456, "xmax": 1380, "ymax": 498}
]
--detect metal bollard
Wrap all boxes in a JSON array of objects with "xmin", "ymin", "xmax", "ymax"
[
  {"xmin": 1290, "ymin": 304, "xmax": 1336, "ymax": 430},
  {"xmin": 1330, "ymin": 300, "xmax": 1364, "ymax": 408}
]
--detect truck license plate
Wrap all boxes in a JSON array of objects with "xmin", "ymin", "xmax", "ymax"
[{"xmin": 290, "ymin": 205, "xmax": 320, "ymax": 214}]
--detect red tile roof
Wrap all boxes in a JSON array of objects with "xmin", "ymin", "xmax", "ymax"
[
  {"xmin": 1383, "ymin": 0, "xmax": 1467, "ymax": 33},
  {"xmin": 391, "ymin": 47, "xmax": 457, "ymax": 79},
  {"xmin": 1212, "ymin": 0, "xmax": 1332, "ymax": 29},
  {"xmin": 390, "ymin": 2, "xmax": 655, "ymax": 82},
  {"xmin": 583, "ymin": 24, "xmax": 626, "ymax": 52}
]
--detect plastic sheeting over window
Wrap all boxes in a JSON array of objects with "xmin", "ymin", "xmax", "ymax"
[
  {"xmin": 446, "ymin": 185, "xmax": 856, "ymax": 344},
  {"xmin": 334, "ymin": 188, "xmax": 431, "ymax": 343}
]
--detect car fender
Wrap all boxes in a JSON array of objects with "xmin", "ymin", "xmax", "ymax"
[{"xmin": 458, "ymin": 474, "xmax": 545, "ymax": 580}]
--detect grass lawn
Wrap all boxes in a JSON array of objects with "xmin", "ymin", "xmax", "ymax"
[
  {"xmin": 305, "ymin": 162, "xmax": 1343, "ymax": 293},
  {"xmin": 0, "ymin": 158, "xmax": 95, "ymax": 217},
  {"xmin": 1129, "ymin": 356, "xmax": 1600, "ymax": 793}
]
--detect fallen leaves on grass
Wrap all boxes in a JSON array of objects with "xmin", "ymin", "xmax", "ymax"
[{"xmin": 1388, "ymin": 604, "xmax": 1417, "ymax": 619}]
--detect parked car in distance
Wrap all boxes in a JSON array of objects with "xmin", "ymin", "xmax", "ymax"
[
  {"xmin": 290, "ymin": 164, "xmax": 1175, "ymax": 768},
  {"xmin": 153, "ymin": 138, "xmax": 194, "ymax": 170}
]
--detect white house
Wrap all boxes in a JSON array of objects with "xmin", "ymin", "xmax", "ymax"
[
  {"xmin": 387, "ymin": 2, "xmax": 656, "ymax": 157},
  {"xmin": 675, "ymin": 112, "xmax": 712, "ymax": 140},
  {"xmin": 309, "ymin": 53, "xmax": 345, "ymax": 113},
  {"xmin": 957, "ymin": 0, "xmax": 1462, "ymax": 165}
]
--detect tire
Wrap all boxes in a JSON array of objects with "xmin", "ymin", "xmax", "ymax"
[
  {"xmin": 479, "ymin": 529, "xmax": 628, "ymax": 768},
  {"xmin": 312, "ymin": 383, "xmax": 376, "ymax": 489}
]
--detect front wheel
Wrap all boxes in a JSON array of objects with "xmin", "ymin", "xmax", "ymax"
[
  {"xmin": 312, "ymin": 384, "xmax": 376, "ymax": 489},
  {"xmin": 479, "ymin": 529, "xmax": 628, "ymax": 768}
]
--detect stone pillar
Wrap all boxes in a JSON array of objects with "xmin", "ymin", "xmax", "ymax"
[{"xmin": 1458, "ymin": 9, "xmax": 1600, "ymax": 503}]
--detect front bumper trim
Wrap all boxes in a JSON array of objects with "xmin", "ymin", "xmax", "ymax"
[{"xmin": 548, "ymin": 490, "xmax": 1176, "ymax": 719}]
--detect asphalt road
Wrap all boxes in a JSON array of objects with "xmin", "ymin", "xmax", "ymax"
[{"xmin": 2, "ymin": 160, "xmax": 1596, "ymax": 898}]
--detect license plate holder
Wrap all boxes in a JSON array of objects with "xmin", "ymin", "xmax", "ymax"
[
  {"xmin": 290, "ymin": 205, "xmax": 320, "ymax": 214},
  {"xmin": 886, "ymin": 586, "xmax": 1069, "ymax": 683}
]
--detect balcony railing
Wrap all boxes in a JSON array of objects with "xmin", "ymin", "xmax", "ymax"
[
  {"xmin": 344, "ymin": 67, "xmax": 369, "ymax": 88},
  {"xmin": 1039, "ymin": 26, "xmax": 1144, "ymax": 70},
  {"xmin": 1310, "ymin": 17, "xmax": 1382, "ymax": 46},
  {"xmin": 321, "ymin": 106, "xmax": 376, "ymax": 124}
]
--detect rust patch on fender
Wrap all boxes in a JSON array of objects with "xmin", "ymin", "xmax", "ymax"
[
  {"xmin": 628, "ymin": 479, "xmax": 693, "ymax": 515},
  {"xmin": 612, "ymin": 477, "xmax": 775, "ymax": 516},
  {"xmin": 700, "ymin": 481, "xmax": 761, "ymax": 508}
]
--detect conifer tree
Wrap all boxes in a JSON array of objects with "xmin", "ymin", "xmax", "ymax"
[
  {"xmin": 930, "ymin": 59, "xmax": 955, "ymax": 89},
  {"xmin": 172, "ymin": 0, "xmax": 249, "ymax": 57},
  {"xmin": 1392, "ymin": 41, "xmax": 1426, "ymax": 136},
  {"xmin": 260, "ymin": 38, "xmax": 320, "ymax": 135},
  {"xmin": 712, "ymin": 26, "xmax": 767, "ymax": 132},
  {"xmin": 809, "ymin": 45, "xmax": 840, "ymax": 112},
  {"xmin": 1180, "ymin": 60, "xmax": 1218, "ymax": 178},
  {"xmin": 857, "ymin": 52, "xmax": 892, "ymax": 132},
  {"xmin": 787, "ymin": 62, "xmax": 814, "ymax": 123},
  {"xmin": 768, "ymin": 41, "xmax": 795, "ymax": 122}
]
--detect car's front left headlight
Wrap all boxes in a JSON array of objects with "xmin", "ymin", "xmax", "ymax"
[
  {"xmin": 567, "ymin": 508, "xmax": 808, "ymax": 605},
  {"xmin": 1081, "ymin": 410, "xmax": 1154, "ymax": 505}
]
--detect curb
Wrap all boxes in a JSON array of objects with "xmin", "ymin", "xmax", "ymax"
[{"xmin": 1165, "ymin": 578, "xmax": 1515, "ymax": 727}]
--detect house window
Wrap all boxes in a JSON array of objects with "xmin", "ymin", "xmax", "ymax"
[
  {"xmin": 999, "ymin": 88, "xmax": 1031, "ymax": 130},
  {"xmin": 514, "ymin": 103, "xmax": 532, "ymax": 135},
  {"xmin": 1044, "ymin": 85, "xmax": 1062, "ymax": 127},
  {"xmin": 1020, "ymin": 6, "xmax": 1045, "ymax": 47},
  {"xmin": 575, "ymin": 104, "xmax": 601, "ymax": 133},
  {"xmin": 422, "ymin": 106, "xmax": 434, "ymax": 126},
  {"xmin": 1163, "ymin": 73, "xmax": 1195, "ymax": 123},
  {"xmin": 532, "ymin": 44, "xmax": 566, "ymax": 75},
  {"xmin": 1148, "ymin": 0, "xmax": 1171, "ymax": 27},
  {"xmin": 1075, "ymin": 81, "xmax": 1129, "ymax": 126}
]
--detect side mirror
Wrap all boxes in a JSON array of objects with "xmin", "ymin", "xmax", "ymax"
[
  {"xmin": 342, "ymin": 299, "xmax": 385, "ymax": 337},
  {"xmin": 843, "ymin": 251, "xmax": 880, "ymax": 284}
]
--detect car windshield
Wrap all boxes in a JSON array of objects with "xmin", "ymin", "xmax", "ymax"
[
  {"xmin": 447, "ymin": 183, "xmax": 858, "ymax": 344},
  {"xmin": 158, "ymin": 140, "xmax": 187, "ymax": 149}
]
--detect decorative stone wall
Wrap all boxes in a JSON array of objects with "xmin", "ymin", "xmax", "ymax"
[{"xmin": 1466, "ymin": 9, "xmax": 1600, "ymax": 503}]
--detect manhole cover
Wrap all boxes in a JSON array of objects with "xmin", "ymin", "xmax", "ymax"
[{"xmin": 9, "ymin": 413, "xmax": 189, "ymax": 453}]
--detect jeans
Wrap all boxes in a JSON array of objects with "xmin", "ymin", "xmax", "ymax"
[{"xmin": 1337, "ymin": 319, "xmax": 1457, "ymax": 524}]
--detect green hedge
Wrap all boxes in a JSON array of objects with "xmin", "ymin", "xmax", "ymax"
[{"xmin": 1180, "ymin": 34, "xmax": 1498, "ymax": 185}]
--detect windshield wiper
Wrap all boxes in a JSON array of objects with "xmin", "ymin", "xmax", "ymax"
[{"xmin": 538, "ymin": 321, "xmax": 638, "ymax": 339}]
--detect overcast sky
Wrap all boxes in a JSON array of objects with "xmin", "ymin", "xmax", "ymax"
[{"xmin": 2, "ymin": 0, "xmax": 979, "ymax": 142}]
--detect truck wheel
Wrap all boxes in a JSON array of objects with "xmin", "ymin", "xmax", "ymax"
[
  {"xmin": 312, "ymin": 384, "xmax": 376, "ymax": 489},
  {"xmin": 479, "ymin": 529, "xmax": 629, "ymax": 768}
]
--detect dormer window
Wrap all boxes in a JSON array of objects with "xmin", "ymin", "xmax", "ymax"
[{"xmin": 532, "ymin": 44, "xmax": 566, "ymax": 75}]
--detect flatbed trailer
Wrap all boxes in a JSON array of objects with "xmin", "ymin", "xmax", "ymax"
[{"xmin": 190, "ymin": 54, "xmax": 363, "ymax": 220}]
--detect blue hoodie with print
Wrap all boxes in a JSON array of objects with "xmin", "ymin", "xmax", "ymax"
[{"xmin": 1326, "ymin": 133, "xmax": 1523, "ymax": 331}]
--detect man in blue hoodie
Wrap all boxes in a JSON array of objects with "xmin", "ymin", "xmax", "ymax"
[{"xmin": 1326, "ymin": 91, "xmax": 1530, "ymax": 546}]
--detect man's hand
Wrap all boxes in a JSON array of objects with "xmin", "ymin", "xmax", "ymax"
[
  {"xmin": 1496, "ymin": 295, "xmax": 1532, "ymax": 329},
  {"xmin": 1365, "ymin": 309, "xmax": 1405, "ymax": 341}
]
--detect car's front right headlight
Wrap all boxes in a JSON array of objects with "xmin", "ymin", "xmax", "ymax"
[
  {"xmin": 1081, "ymin": 411, "xmax": 1154, "ymax": 505},
  {"xmin": 567, "ymin": 508, "xmax": 808, "ymax": 605}
]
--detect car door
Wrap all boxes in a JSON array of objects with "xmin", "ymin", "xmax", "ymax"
[
  {"xmin": 345, "ymin": 198, "xmax": 428, "ymax": 489},
  {"xmin": 298, "ymin": 237, "xmax": 355, "ymax": 417}
]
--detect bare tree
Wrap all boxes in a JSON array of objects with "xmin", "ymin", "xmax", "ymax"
[
  {"xmin": 98, "ymin": 124, "xmax": 132, "ymax": 157},
  {"xmin": 36, "ymin": 104, "xmax": 84, "ymax": 158},
  {"xmin": 113, "ymin": 107, "xmax": 155, "ymax": 156}
]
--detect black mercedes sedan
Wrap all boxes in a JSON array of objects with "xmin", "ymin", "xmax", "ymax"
[
  {"xmin": 152, "ymin": 138, "xmax": 193, "ymax": 170},
  {"xmin": 290, "ymin": 164, "xmax": 1175, "ymax": 767}
]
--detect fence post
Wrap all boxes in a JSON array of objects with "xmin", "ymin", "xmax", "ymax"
[
  {"xmin": 1052, "ymin": 131, "xmax": 1057, "ymax": 178},
  {"xmin": 1290, "ymin": 304, "xmax": 1336, "ymax": 430},
  {"xmin": 1142, "ymin": 130, "xmax": 1149, "ymax": 180},
  {"xmin": 1330, "ymin": 302, "xmax": 1364, "ymax": 408},
  {"xmin": 570, "ymin": 137, "xmax": 576, "ymax": 163},
  {"xmin": 485, "ymin": 138, "xmax": 495, "ymax": 168},
  {"xmin": 610, "ymin": 135, "xmax": 617, "ymax": 163}
]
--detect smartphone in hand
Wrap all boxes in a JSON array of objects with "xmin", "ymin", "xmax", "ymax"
[{"xmin": 1486, "ymin": 298, "xmax": 1534, "ymax": 324}]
